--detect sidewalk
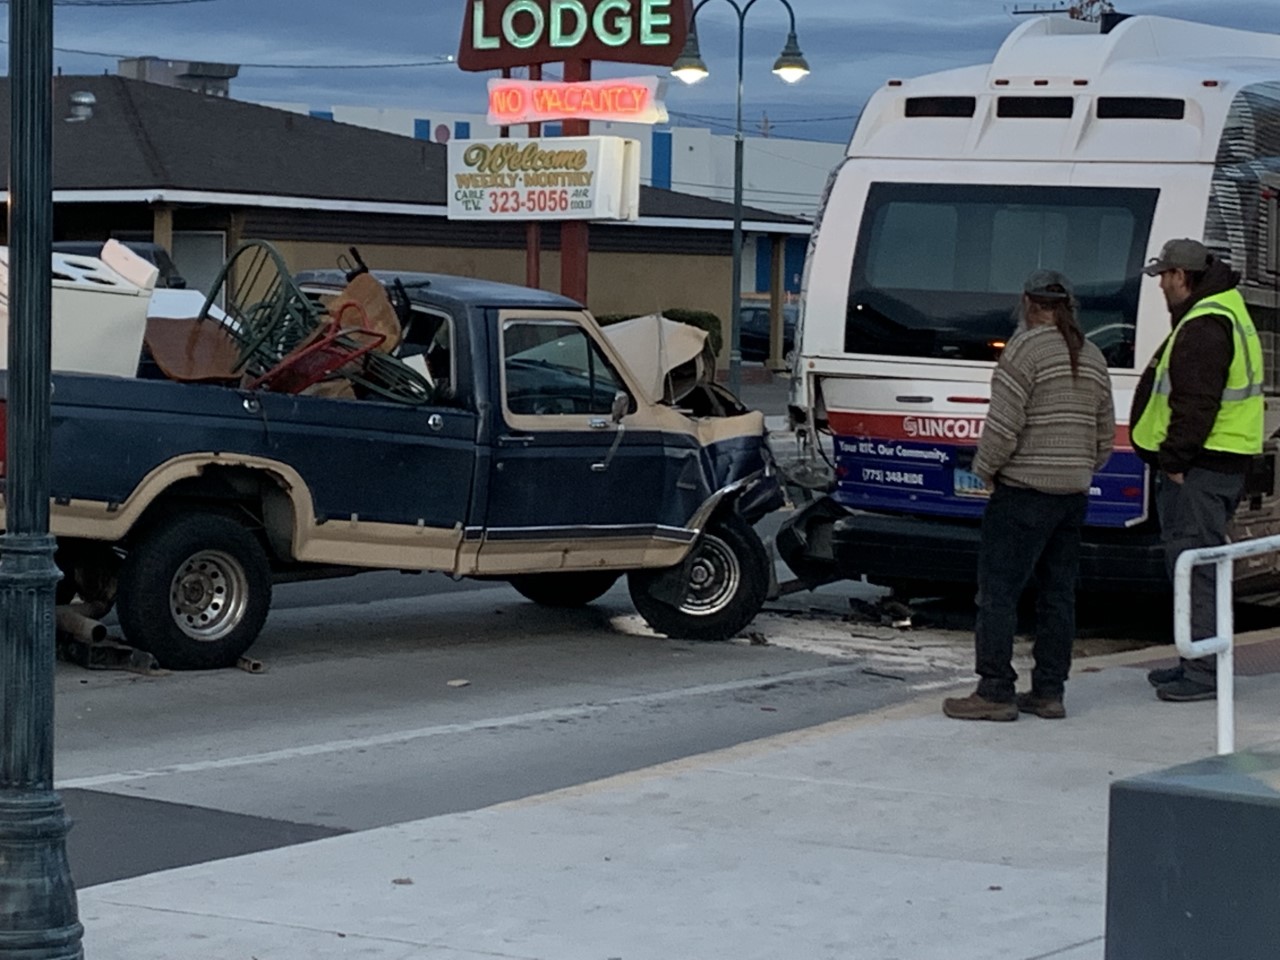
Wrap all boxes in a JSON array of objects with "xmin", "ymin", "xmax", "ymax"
[{"xmin": 78, "ymin": 637, "xmax": 1280, "ymax": 960}]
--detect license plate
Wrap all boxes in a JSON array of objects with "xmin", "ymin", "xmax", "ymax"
[{"xmin": 953, "ymin": 468, "xmax": 990, "ymax": 498}]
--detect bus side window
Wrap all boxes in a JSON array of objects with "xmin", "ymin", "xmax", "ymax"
[{"xmin": 1267, "ymin": 189, "xmax": 1280, "ymax": 280}]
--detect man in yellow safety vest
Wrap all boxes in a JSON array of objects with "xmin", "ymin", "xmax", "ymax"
[{"xmin": 1131, "ymin": 238, "xmax": 1264, "ymax": 702}]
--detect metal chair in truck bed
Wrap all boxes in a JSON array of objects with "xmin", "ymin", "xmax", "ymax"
[{"xmin": 196, "ymin": 239, "xmax": 433, "ymax": 405}]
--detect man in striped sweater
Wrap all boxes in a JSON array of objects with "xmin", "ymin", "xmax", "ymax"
[{"xmin": 944, "ymin": 270, "xmax": 1116, "ymax": 722}]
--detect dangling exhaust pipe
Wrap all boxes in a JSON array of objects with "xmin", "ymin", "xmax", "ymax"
[{"xmin": 55, "ymin": 607, "xmax": 107, "ymax": 645}]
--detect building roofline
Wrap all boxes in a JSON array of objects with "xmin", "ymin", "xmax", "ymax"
[{"xmin": 5, "ymin": 188, "xmax": 811, "ymax": 236}]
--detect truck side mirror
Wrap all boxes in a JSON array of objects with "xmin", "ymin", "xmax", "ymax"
[{"xmin": 611, "ymin": 391, "xmax": 629, "ymax": 424}]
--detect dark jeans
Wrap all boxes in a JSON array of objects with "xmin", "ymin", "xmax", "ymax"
[
  {"xmin": 1156, "ymin": 468, "xmax": 1246, "ymax": 688},
  {"xmin": 975, "ymin": 484, "xmax": 1088, "ymax": 703}
]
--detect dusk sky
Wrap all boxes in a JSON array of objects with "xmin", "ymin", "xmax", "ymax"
[{"xmin": 13, "ymin": 0, "xmax": 1278, "ymax": 144}]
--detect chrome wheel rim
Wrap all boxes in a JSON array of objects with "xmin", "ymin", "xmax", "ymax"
[
  {"xmin": 680, "ymin": 533, "xmax": 741, "ymax": 617},
  {"xmin": 169, "ymin": 550, "xmax": 249, "ymax": 642}
]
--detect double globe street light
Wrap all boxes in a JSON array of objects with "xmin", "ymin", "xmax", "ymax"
[{"xmin": 670, "ymin": 0, "xmax": 810, "ymax": 396}]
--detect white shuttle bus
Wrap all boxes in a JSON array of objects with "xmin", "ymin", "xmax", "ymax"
[{"xmin": 779, "ymin": 13, "xmax": 1280, "ymax": 599}]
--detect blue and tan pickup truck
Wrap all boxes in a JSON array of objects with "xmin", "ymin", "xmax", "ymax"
[{"xmin": 0, "ymin": 246, "xmax": 783, "ymax": 670}]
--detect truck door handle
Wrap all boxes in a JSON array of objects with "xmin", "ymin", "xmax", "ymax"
[
  {"xmin": 591, "ymin": 423, "xmax": 626, "ymax": 473},
  {"xmin": 499, "ymin": 434, "xmax": 535, "ymax": 447},
  {"xmin": 588, "ymin": 418, "xmax": 611, "ymax": 430}
]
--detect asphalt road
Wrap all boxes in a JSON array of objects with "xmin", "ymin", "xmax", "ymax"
[
  {"xmin": 58, "ymin": 483, "xmax": 1275, "ymax": 890},
  {"xmin": 55, "ymin": 549, "xmax": 942, "ymax": 889}
]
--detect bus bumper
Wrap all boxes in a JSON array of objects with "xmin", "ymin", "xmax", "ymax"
[{"xmin": 833, "ymin": 511, "xmax": 1168, "ymax": 594}]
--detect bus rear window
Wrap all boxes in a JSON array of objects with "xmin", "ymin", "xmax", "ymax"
[{"xmin": 845, "ymin": 183, "xmax": 1159, "ymax": 368}]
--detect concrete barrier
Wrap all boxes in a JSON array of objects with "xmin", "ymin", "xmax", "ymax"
[{"xmin": 1106, "ymin": 744, "xmax": 1280, "ymax": 959}]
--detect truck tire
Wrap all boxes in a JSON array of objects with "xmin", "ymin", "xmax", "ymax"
[
  {"xmin": 508, "ymin": 572, "xmax": 620, "ymax": 607},
  {"xmin": 628, "ymin": 513, "xmax": 770, "ymax": 642},
  {"xmin": 117, "ymin": 513, "xmax": 272, "ymax": 670}
]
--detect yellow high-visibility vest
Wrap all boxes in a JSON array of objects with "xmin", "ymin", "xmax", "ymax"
[{"xmin": 1132, "ymin": 288, "xmax": 1264, "ymax": 456}]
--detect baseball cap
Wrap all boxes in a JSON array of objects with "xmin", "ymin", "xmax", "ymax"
[
  {"xmin": 1023, "ymin": 268, "xmax": 1074, "ymax": 301},
  {"xmin": 1143, "ymin": 238, "xmax": 1211, "ymax": 276}
]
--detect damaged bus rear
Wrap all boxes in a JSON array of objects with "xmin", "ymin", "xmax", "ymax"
[{"xmin": 780, "ymin": 13, "xmax": 1280, "ymax": 599}]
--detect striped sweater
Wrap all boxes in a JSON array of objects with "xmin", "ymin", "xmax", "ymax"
[{"xmin": 973, "ymin": 324, "xmax": 1116, "ymax": 495}]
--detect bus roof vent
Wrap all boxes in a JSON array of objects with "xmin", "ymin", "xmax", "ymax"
[
  {"xmin": 904, "ymin": 96, "xmax": 976, "ymax": 118},
  {"xmin": 1096, "ymin": 97, "xmax": 1186, "ymax": 120},
  {"xmin": 996, "ymin": 97, "xmax": 1074, "ymax": 119}
]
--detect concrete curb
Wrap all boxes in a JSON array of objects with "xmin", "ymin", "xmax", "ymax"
[{"xmin": 480, "ymin": 626, "xmax": 1280, "ymax": 817}]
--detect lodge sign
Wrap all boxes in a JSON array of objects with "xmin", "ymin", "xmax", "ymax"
[{"xmin": 458, "ymin": 0, "xmax": 692, "ymax": 71}]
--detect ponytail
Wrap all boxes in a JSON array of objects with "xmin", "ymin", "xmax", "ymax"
[{"xmin": 1028, "ymin": 290, "xmax": 1085, "ymax": 377}]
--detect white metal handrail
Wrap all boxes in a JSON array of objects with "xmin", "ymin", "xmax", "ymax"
[{"xmin": 1174, "ymin": 533, "xmax": 1280, "ymax": 755}]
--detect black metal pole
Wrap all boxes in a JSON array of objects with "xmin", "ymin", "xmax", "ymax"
[
  {"xmin": 0, "ymin": 0, "xmax": 84, "ymax": 954},
  {"xmin": 689, "ymin": 0, "xmax": 801, "ymax": 396},
  {"xmin": 728, "ymin": 7, "xmax": 746, "ymax": 397}
]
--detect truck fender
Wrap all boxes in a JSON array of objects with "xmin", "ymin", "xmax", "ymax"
[
  {"xmin": 646, "ymin": 470, "xmax": 781, "ymax": 606},
  {"xmin": 54, "ymin": 453, "xmax": 312, "ymax": 555},
  {"xmin": 686, "ymin": 467, "xmax": 783, "ymax": 535}
]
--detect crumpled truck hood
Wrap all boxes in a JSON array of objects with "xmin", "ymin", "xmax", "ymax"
[{"xmin": 600, "ymin": 313, "xmax": 716, "ymax": 406}]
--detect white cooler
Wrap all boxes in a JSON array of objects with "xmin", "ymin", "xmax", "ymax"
[{"xmin": 0, "ymin": 240, "xmax": 158, "ymax": 378}]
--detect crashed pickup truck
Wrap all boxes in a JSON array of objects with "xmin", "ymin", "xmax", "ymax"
[{"xmin": 0, "ymin": 242, "xmax": 782, "ymax": 670}]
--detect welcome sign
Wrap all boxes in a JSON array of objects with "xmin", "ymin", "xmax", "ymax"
[
  {"xmin": 447, "ymin": 136, "xmax": 641, "ymax": 221},
  {"xmin": 458, "ymin": 0, "xmax": 692, "ymax": 71}
]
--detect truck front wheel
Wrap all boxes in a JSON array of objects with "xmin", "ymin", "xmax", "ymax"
[
  {"xmin": 117, "ymin": 513, "xmax": 272, "ymax": 670},
  {"xmin": 628, "ymin": 513, "xmax": 770, "ymax": 642}
]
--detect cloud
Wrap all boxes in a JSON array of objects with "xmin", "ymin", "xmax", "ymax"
[{"xmin": 33, "ymin": 0, "xmax": 1280, "ymax": 146}]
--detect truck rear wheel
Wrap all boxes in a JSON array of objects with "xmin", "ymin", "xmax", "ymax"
[
  {"xmin": 628, "ymin": 513, "xmax": 770, "ymax": 642},
  {"xmin": 508, "ymin": 572, "xmax": 620, "ymax": 607},
  {"xmin": 117, "ymin": 513, "xmax": 272, "ymax": 670}
]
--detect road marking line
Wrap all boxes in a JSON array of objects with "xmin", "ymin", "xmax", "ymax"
[
  {"xmin": 57, "ymin": 666, "xmax": 862, "ymax": 790},
  {"xmin": 907, "ymin": 678, "xmax": 969, "ymax": 692}
]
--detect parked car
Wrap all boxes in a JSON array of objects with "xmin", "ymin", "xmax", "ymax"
[{"xmin": 738, "ymin": 302, "xmax": 797, "ymax": 363}]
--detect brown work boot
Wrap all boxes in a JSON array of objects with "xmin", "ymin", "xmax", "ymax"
[
  {"xmin": 1016, "ymin": 691, "xmax": 1066, "ymax": 719},
  {"xmin": 942, "ymin": 691, "xmax": 1018, "ymax": 722}
]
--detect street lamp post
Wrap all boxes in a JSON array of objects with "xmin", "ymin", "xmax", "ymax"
[
  {"xmin": 0, "ymin": 0, "xmax": 84, "ymax": 956},
  {"xmin": 672, "ymin": 0, "xmax": 810, "ymax": 398}
]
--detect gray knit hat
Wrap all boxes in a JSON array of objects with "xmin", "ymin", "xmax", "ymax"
[{"xmin": 1023, "ymin": 268, "xmax": 1074, "ymax": 302}]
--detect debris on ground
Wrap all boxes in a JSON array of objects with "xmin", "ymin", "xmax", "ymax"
[
  {"xmin": 447, "ymin": 679, "xmax": 471, "ymax": 688},
  {"xmin": 847, "ymin": 598, "xmax": 914, "ymax": 630},
  {"xmin": 861, "ymin": 668, "xmax": 908, "ymax": 682},
  {"xmin": 56, "ymin": 633, "xmax": 165, "ymax": 676}
]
